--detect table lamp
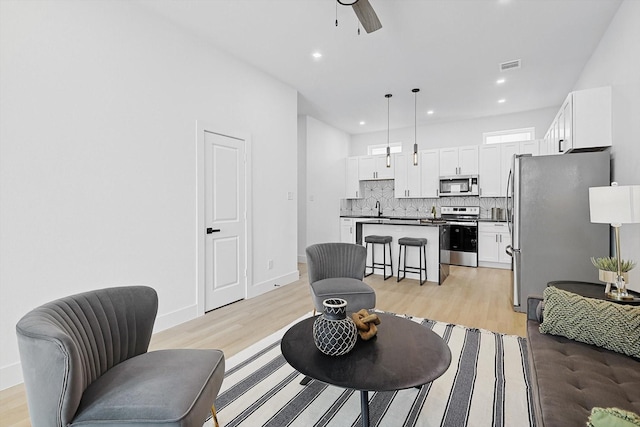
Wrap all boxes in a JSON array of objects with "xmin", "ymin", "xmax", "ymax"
[{"xmin": 589, "ymin": 183, "xmax": 640, "ymax": 300}]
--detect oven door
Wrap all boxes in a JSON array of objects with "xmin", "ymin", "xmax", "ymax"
[{"xmin": 443, "ymin": 223, "xmax": 478, "ymax": 267}]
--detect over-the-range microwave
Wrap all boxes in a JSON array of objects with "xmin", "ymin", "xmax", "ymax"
[{"xmin": 439, "ymin": 175, "xmax": 479, "ymax": 196}]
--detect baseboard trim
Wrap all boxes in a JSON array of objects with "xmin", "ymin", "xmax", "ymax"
[
  {"xmin": 0, "ymin": 361, "xmax": 23, "ymax": 390},
  {"xmin": 249, "ymin": 270, "xmax": 300, "ymax": 298},
  {"xmin": 297, "ymin": 254, "xmax": 307, "ymax": 263},
  {"xmin": 478, "ymin": 261, "xmax": 512, "ymax": 270},
  {"xmin": 154, "ymin": 304, "xmax": 199, "ymax": 333}
]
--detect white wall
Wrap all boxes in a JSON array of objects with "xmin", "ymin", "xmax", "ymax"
[
  {"xmin": 297, "ymin": 115, "xmax": 308, "ymax": 262},
  {"xmin": 350, "ymin": 107, "xmax": 557, "ymax": 156},
  {"xmin": 0, "ymin": 0, "xmax": 298, "ymax": 389},
  {"xmin": 299, "ymin": 116, "xmax": 350, "ymax": 258},
  {"xmin": 572, "ymin": 0, "xmax": 640, "ymax": 291}
]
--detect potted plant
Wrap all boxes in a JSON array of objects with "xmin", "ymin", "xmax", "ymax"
[{"xmin": 591, "ymin": 256, "xmax": 635, "ymax": 294}]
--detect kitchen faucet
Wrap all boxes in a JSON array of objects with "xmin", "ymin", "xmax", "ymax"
[{"xmin": 375, "ymin": 201, "xmax": 382, "ymax": 217}]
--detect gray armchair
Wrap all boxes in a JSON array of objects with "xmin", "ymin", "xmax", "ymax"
[
  {"xmin": 15, "ymin": 286, "xmax": 224, "ymax": 427},
  {"xmin": 306, "ymin": 242, "xmax": 376, "ymax": 312}
]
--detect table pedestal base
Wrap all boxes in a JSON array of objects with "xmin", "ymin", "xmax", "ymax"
[{"xmin": 360, "ymin": 391, "xmax": 369, "ymax": 427}]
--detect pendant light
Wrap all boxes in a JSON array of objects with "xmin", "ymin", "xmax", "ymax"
[
  {"xmin": 412, "ymin": 88, "xmax": 420, "ymax": 166},
  {"xmin": 385, "ymin": 93, "xmax": 392, "ymax": 168}
]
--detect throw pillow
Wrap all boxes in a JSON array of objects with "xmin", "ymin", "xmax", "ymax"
[
  {"xmin": 539, "ymin": 287, "xmax": 640, "ymax": 358},
  {"xmin": 587, "ymin": 407, "xmax": 640, "ymax": 427}
]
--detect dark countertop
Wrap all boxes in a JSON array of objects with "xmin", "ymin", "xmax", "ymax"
[
  {"xmin": 357, "ymin": 218, "xmax": 444, "ymax": 227},
  {"xmin": 341, "ymin": 215, "xmax": 507, "ymax": 224}
]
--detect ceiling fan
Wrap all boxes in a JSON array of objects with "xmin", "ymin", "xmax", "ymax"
[{"xmin": 337, "ymin": 0, "xmax": 382, "ymax": 34}]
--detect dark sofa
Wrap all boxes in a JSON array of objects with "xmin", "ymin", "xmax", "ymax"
[{"xmin": 526, "ymin": 296, "xmax": 640, "ymax": 426}]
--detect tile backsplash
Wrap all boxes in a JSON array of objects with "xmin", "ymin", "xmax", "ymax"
[{"xmin": 340, "ymin": 180, "xmax": 507, "ymax": 218}]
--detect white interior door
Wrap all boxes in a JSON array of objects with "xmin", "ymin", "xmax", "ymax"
[{"xmin": 204, "ymin": 131, "xmax": 246, "ymax": 311}]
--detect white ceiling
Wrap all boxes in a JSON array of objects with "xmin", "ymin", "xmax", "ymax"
[{"xmin": 137, "ymin": 0, "xmax": 622, "ymax": 135}]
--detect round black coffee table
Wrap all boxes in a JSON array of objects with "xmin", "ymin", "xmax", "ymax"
[{"xmin": 280, "ymin": 312, "xmax": 451, "ymax": 427}]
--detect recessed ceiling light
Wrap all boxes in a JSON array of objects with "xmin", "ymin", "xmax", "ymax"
[
  {"xmin": 312, "ymin": 52, "xmax": 322, "ymax": 59},
  {"xmin": 498, "ymin": 99, "xmax": 506, "ymax": 103},
  {"xmin": 496, "ymin": 78, "xmax": 505, "ymax": 84},
  {"xmin": 359, "ymin": 121, "xmax": 366, "ymax": 125},
  {"xmin": 427, "ymin": 110, "xmax": 434, "ymax": 115}
]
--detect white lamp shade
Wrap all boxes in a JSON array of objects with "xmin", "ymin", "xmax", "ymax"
[{"xmin": 589, "ymin": 184, "xmax": 640, "ymax": 225}]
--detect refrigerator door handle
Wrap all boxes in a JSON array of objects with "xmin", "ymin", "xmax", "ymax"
[{"xmin": 505, "ymin": 168, "xmax": 512, "ymax": 235}]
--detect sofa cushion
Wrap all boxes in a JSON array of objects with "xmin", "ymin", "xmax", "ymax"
[
  {"xmin": 587, "ymin": 407, "xmax": 640, "ymax": 427},
  {"xmin": 539, "ymin": 286, "xmax": 640, "ymax": 358},
  {"xmin": 310, "ymin": 278, "xmax": 376, "ymax": 312},
  {"xmin": 71, "ymin": 349, "xmax": 225, "ymax": 427},
  {"xmin": 527, "ymin": 320, "xmax": 640, "ymax": 426}
]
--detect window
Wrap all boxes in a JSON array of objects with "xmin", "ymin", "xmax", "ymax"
[
  {"xmin": 368, "ymin": 142, "xmax": 402, "ymax": 155},
  {"xmin": 483, "ymin": 128, "xmax": 535, "ymax": 145}
]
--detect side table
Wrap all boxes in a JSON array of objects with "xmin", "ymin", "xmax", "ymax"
[{"xmin": 547, "ymin": 280, "xmax": 640, "ymax": 305}]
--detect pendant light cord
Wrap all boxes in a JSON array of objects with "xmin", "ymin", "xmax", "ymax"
[{"xmin": 412, "ymin": 88, "xmax": 420, "ymax": 166}]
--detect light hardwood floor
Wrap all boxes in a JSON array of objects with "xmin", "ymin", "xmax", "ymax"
[{"xmin": 0, "ymin": 265, "xmax": 525, "ymax": 426}]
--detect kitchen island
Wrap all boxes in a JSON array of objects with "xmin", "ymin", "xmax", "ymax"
[{"xmin": 354, "ymin": 219, "xmax": 449, "ymax": 285}]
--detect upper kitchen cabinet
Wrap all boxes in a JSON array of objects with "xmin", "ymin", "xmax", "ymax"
[
  {"xmin": 345, "ymin": 156, "xmax": 362, "ymax": 199},
  {"xmin": 394, "ymin": 153, "xmax": 421, "ymax": 198},
  {"xmin": 478, "ymin": 144, "xmax": 500, "ymax": 197},
  {"xmin": 519, "ymin": 140, "xmax": 540, "ymax": 156},
  {"xmin": 479, "ymin": 142, "xmax": 518, "ymax": 197},
  {"xmin": 439, "ymin": 145, "xmax": 478, "ymax": 176},
  {"xmin": 359, "ymin": 154, "xmax": 394, "ymax": 180},
  {"xmin": 545, "ymin": 86, "xmax": 612, "ymax": 154},
  {"xmin": 420, "ymin": 149, "xmax": 440, "ymax": 198}
]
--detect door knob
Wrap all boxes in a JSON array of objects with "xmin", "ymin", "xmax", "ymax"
[{"xmin": 207, "ymin": 228, "xmax": 221, "ymax": 234}]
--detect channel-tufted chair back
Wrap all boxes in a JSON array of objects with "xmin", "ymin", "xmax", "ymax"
[
  {"xmin": 306, "ymin": 242, "xmax": 367, "ymax": 284},
  {"xmin": 16, "ymin": 286, "xmax": 157, "ymax": 427}
]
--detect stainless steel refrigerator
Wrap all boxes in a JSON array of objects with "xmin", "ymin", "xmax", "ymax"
[{"xmin": 506, "ymin": 151, "xmax": 610, "ymax": 312}]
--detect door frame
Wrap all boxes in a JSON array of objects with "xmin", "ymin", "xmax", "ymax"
[{"xmin": 196, "ymin": 121, "xmax": 252, "ymax": 315}]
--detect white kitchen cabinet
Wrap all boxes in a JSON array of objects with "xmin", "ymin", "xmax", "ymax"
[
  {"xmin": 340, "ymin": 217, "xmax": 356, "ymax": 243},
  {"xmin": 478, "ymin": 145, "xmax": 501, "ymax": 197},
  {"xmin": 519, "ymin": 140, "xmax": 540, "ymax": 156},
  {"xmin": 394, "ymin": 153, "xmax": 421, "ymax": 198},
  {"xmin": 358, "ymin": 155, "xmax": 394, "ymax": 180},
  {"xmin": 499, "ymin": 143, "xmax": 519, "ymax": 196},
  {"xmin": 479, "ymin": 142, "xmax": 518, "ymax": 197},
  {"xmin": 345, "ymin": 156, "xmax": 362, "ymax": 199},
  {"xmin": 420, "ymin": 149, "xmax": 440, "ymax": 197},
  {"xmin": 478, "ymin": 222, "xmax": 511, "ymax": 268},
  {"xmin": 545, "ymin": 86, "xmax": 612, "ymax": 154},
  {"xmin": 440, "ymin": 146, "xmax": 478, "ymax": 176}
]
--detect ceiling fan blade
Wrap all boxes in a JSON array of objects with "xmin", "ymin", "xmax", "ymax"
[{"xmin": 352, "ymin": 0, "xmax": 382, "ymax": 33}]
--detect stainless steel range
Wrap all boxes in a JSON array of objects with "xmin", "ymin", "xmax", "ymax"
[{"xmin": 440, "ymin": 206, "xmax": 479, "ymax": 268}]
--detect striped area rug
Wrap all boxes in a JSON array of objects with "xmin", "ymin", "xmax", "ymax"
[{"xmin": 205, "ymin": 312, "xmax": 536, "ymax": 427}]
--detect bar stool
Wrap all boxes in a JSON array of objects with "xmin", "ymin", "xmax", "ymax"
[
  {"xmin": 364, "ymin": 235, "xmax": 393, "ymax": 280},
  {"xmin": 397, "ymin": 237, "xmax": 428, "ymax": 286}
]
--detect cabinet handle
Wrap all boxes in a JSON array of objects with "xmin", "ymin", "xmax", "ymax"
[
  {"xmin": 500, "ymin": 235, "xmax": 503, "ymax": 242},
  {"xmin": 558, "ymin": 139, "xmax": 564, "ymax": 153},
  {"xmin": 350, "ymin": 226, "xmax": 353, "ymax": 234},
  {"xmin": 496, "ymin": 235, "xmax": 498, "ymax": 243}
]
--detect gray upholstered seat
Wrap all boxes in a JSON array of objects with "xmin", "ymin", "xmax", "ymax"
[
  {"xmin": 15, "ymin": 286, "xmax": 225, "ymax": 427},
  {"xmin": 306, "ymin": 242, "xmax": 376, "ymax": 312}
]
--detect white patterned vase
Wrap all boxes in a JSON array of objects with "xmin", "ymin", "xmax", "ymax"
[{"xmin": 312, "ymin": 298, "xmax": 357, "ymax": 356}]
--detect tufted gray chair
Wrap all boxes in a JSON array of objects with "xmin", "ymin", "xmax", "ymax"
[
  {"xmin": 306, "ymin": 242, "xmax": 376, "ymax": 313},
  {"xmin": 16, "ymin": 286, "xmax": 224, "ymax": 427}
]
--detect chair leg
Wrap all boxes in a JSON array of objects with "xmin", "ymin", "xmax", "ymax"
[
  {"xmin": 387, "ymin": 242, "xmax": 393, "ymax": 280},
  {"xmin": 364, "ymin": 242, "xmax": 373, "ymax": 277},
  {"xmin": 211, "ymin": 405, "xmax": 220, "ymax": 427},
  {"xmin": 421, "ymin": 245, "xmax": 427, "ymax": 285}
]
